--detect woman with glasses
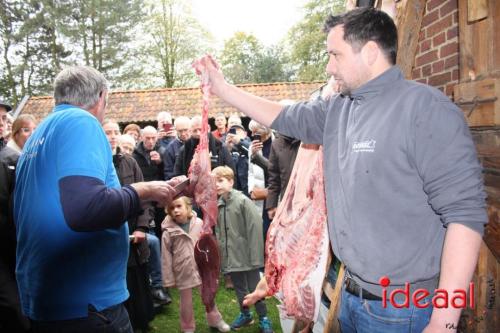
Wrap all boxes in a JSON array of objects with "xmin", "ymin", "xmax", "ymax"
[{"xmin": 0, "ymin": 113, "xmax": 36, "ymax": 332}]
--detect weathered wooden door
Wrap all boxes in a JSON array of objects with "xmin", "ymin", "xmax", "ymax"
[{"xmin": 454, "ymin": 1, "xmax": 499, "ymax": 332}]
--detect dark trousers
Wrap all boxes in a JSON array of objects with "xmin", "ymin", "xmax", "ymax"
[
  {"xmin": 31, "ymin": 303, "xmax": 133, "ymax": 333},
  {"xmin": 230, "ymin": 269, "xmax": 267, "ymax": 318},
  {"xmin": 0, "ymin": 258, "xmax": 30, "ymax": 332}
]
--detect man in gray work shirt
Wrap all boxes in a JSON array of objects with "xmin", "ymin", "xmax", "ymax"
[{"xmin": 196, "ymin": 7, "xmax": 487, "ymax": 333}]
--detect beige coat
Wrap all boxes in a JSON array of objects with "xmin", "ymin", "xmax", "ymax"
[{"xmin": 161, "ymin": 214, "xmax": 203, "ymax": 290}]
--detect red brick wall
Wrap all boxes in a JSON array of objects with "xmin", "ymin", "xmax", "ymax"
[{"xmin": 411, "ymin": 0, "xmax": 459, "ymax": 98}]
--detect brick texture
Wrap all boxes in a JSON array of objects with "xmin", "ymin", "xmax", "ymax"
[{"xmin": 411, "ymin": 0, "xmax": 459, "ymax": 98}]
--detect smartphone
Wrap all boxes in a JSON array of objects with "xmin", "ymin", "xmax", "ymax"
[
  {"xmin": 253, "ymin": 134, "xmax": 262, "ymax": 141},
  {"xmin": 228, "ymin": 127, "xmax": 237, "ymax": 135},
  {"xmin": 163, "ymin": 123, "xmax": 174, "ymax": 132}
]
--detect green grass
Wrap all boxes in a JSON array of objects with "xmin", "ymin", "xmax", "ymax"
[{"xmin": 148, "ymin": 280, "xmax": 283, "ymax": 333}]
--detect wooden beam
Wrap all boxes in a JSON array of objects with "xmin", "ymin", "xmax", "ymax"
[
  {"xmin": 395, "ymin": 0, "xmax": 426, "ymax": 79},
  {"xmin": 468, "ymin": 0, "xmax": 488, "ymax": 22},
  {"xmin": 454, "ymin": 78, "xmax": 500, "ymax": 127}
]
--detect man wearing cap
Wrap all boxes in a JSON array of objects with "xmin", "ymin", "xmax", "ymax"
[{"xmin": 225, "ymin": 124, "xmax": 251, "ymax": 196}]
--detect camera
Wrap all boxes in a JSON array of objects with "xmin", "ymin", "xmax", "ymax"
[
  {"xmin": 228, "ymin": 127, "xmax": 237, "ymax": 135},
  {"xmin": 253, "ymin": 134, "xmax": 262, "ymax": 141}
]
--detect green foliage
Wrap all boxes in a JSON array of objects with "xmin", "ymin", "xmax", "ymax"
[
  {"xmin": 286, "ymin": 0, "xmax": 345, "ymax": 81},
  {"xmin": 62, "ymin": 0, "xmax": 145, "ymax": 85},
  {"xmin": 149, "ymin": 283, "xmax": 283, "ymax": 333},
  {"xmin": 0, "ymin": 0, "xmax": 347, "ymax": 106},
  {"xmin": 145, "ymin": 0, "xmax": 214, "ymax": 88},
  {"xmin": 0, "ymin": 0, "xmax": 72, "ymax": 104},
  {"xmin": 220, "ymin": 32, "xmax": 291, "ymax": 84}
]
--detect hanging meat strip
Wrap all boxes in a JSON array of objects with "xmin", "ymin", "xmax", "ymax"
[
  {"xmin": 191, "ymin": 58, "xmax": 220, "ymax": 312},
  {"xmin": 265, "ymin": 144, "xmax": 329, "ymax": 323}
]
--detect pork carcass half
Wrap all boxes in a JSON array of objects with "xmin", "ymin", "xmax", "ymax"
[
  {"xmin": 191, "ymin": 59, "xmax": 220, "ymax": 311},
  {"xmin": 265, "ymin": 144, "xmax": 329, "ymax": 323}
]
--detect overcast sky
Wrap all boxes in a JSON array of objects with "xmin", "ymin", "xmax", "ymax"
[{"xmin": 191, "ymin": 0, "xmax": 309, "ymax": 47}]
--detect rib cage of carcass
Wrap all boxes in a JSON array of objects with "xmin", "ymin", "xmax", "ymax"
[
  {"xmin": 265, "ymin": 144, "xmax": 329, "ymax": 323},
  {"xmin": 190, "ymin": 59, "xmax": 220, "ymax": 312}
]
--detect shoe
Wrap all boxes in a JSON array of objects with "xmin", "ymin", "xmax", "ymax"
[
  {"xmin": 224, "ymin": 274, "xmax": 234, "ymax": 289},
  {"xmin": 230, "ymin": 311, "xmax": 254, "ymax": 330},
  {"xmin": 210, "ymin": 319, "xmax": 230, "ymax": 332},
  {"xmin": 259, "ymin": 316, "xmax": 274, "ymax": 333},
  {"xmin": 151, "ymin": 287, "xmax": 172, "ymax": 305}
]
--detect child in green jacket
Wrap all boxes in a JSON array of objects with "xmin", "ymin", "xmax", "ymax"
[{"xmin": 211, "ymin": 166, "xmax": 274, "ymax": 333}]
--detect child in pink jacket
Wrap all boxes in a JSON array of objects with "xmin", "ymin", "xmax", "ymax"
[{"xmin": 161, "ymin": 196, "xmax": 230, "ymax": 333}]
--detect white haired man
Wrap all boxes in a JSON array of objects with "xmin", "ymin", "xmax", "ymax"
[{"xmin": 14, "ymin": 66, "xmax": 185, "ymax": 333}]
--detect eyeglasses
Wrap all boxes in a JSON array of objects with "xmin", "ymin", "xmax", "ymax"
[{"xmin": 20, "ymin": 127, "xmax": 35, "ymax": 133}]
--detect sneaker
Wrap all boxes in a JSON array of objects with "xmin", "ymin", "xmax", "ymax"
[
  {"xmin": 210, "ymin": 319, "xmax": 230, "ymax": 332},
  {"xmin": 230, "ymin": 311, "xmax": 254, "ymax": 330},
  {"xmin": 259, "ymin": 316, "xmax": 274, "ymax": 333},
  {"xmin": 151, "ymin": 287, "xmax": 172, "ymax": 305}
]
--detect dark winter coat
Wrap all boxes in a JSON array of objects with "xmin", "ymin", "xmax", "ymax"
[
  {"xmin": 173, "ymin": 133, "xmax": 235, "ymax": 177},
  {"xmin": 132, "ymin": 142, "xmax": 165, "ymax": 181},
  {"xmin": 113, "ymin": 149, "xmax": 153, "ymax": 266},
  {"xmin": 266, "ymin": 134, "xmax": 301, "ymax": 209},
  {"xmin": 0, "ymin": 145, "xmax": 20, "ymax": 271}
]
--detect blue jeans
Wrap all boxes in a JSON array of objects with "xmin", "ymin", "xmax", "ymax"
[
  {"xmin": 31, "ymin": 303, "xmax": 133, "ymax": 333},
  {"xmin": 338, "ymin": 287, "xmax": 432, "ymax": 333},
  {"xmin": 146, "ymin": 233, "xmax": 162, "ymax": 288}
]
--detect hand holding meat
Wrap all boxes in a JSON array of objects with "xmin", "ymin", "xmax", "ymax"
[
  {"xmin": 242, "ymin": 276, "xmax": 269, "ymax": 307},
  {"xmin": 130, "ymin": 176, "xmax": 187, "ymax": 206},
  {"xmin": 192, "ymin": 55, "xmax": 225, "ymax": 96}
]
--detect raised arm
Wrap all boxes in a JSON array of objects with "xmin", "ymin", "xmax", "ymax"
[{"xmin": 195, "ymin": 56, "xmax": 283, "ymax": 127}]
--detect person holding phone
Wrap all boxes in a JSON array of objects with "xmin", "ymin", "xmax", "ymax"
[
  {"xmin": 225, "ymin": 124, "xmax": 251, "ymax": 197},
  {"xmin": 157, "ymin": 111, "xmax": 176, "ymax": 149},
  {"xmin": 247, "ymin": 121, "xmax": 274, "ymax": 244}
]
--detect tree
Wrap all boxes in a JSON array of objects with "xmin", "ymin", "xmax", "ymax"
[
  {"xmin": 220, "ymin": 32, "xmax": 291, "ymax": 84},
  {"xmin": 253, "ymin": 45, "xmax": 293, "ymax": 83},
  {"xmin": 0, "ymin": 0, "xmax": 71, "ymax": 105},
  {"xmin": 62, "ymin": 0, "xmax": 144, "ymax": 86},
  {"xmin": 286, "ymin": 0, "xmax": 345, "ymax": 81},
  {"xmin": 220, "ymin": 32, "xmax": 261, "ymax": 84},
  {"xmin": 145, "ymin": 0, "xmax": 213, "ymax": 88}
]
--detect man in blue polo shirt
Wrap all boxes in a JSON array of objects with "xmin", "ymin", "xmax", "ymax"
[{"xmin": 14, "ymin": 66, "xmax": 184, "ymax": 333}]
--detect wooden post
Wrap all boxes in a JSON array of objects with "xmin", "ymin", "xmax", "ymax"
[
  {"xmin": 323, "ymin": 264, "xmax": 345, "ymax": 333},
  {"xmin": 395, "ymin": 0, "xmax": 427, "ymax": 79}
]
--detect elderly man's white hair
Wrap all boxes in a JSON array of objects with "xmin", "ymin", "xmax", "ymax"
[
  {"xmin": 227, "ymin": 114, "xmax": 242, "ymax": 126},
  {"xmin": 142, "ymin": 125, "xmax": 158, "ymax": 135},
  {"xmin": 174, "ymin": 116, "xmax": 190, "ymax": 126},
  {"xmin": 157, "ymin": 111, "xmax": 172, "ymax": 123},
  {"xmin": 53, "ymin": 65, "xmax": 108, "ymax": 111},
  {"xmin": 119, "ymin": 133, "xmax": 136, "ymax": 146},
  {"xmin": 190, "ymin": 115, "xmax": 202, "ymax": 126},
  {"xmin": 248, "ymin": 120, "xmax": 271, "ymax": 135}
]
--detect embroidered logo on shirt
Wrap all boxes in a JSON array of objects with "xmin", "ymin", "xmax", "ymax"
[{"xmin": 352, "ymin": 140, "xmax": 376, "ymax": 153}]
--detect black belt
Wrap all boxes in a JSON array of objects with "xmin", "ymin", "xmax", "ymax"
[{"xmin": 344, "ymin": 277, "xmax": 382, "ymax": 301}]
